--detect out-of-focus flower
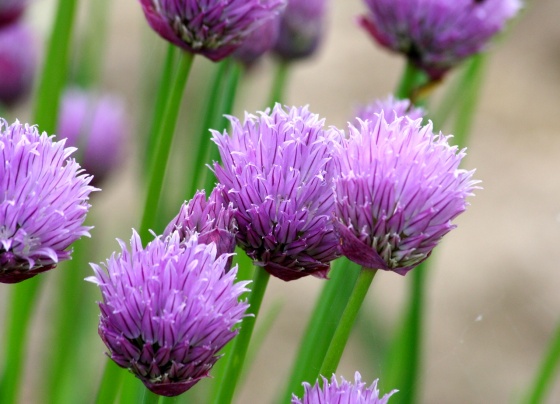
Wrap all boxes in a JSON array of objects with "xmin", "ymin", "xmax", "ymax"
[
  {"xmin": 292, "ymin": 372, "xmax": 397, "ymax": 404},
  {"xmin": 359, "ymin": 0, "xmax": 522, "ymax": 79},
  {"xmin": 57, "ymin": 88, "xmax": 128, "ymax": 186},
  {"xmin": 0, "ymin": 120, "xmax": 95, "ymax": 283},
  {"xmin": 88, "ymin": 231, "xmax": 250, "ymax": 397},
  {"xmin": 233, "ymin": 12, "xmax": 280, "ymax": 67},
  {"xmin": 0, "ymin": 22, "xmax": 35, "ymax": 106},
  {"xmin": 333, "ymin": 114, "xmax": 477, "ymax": 275},
  {"xmin": 138, "ymin": 0, "xmax": 286, "ymax": 62},
  {"xmin": 212, "ymin": 104, "xmax": 341, "ymax": 281},
  {"xmin": 0, "ymin": 0, "xmax": 28, "ymax": 27},
  {"xmin": 274, "ymin": 0, "xmax": 327, "ymax": 61},
  {"xmin": 355, "ymin": 95, "xmax": 424, "ymax": 126},
  {"xmin": 164, "ymin": 185, "xmax": 237, "ymax": 269}
]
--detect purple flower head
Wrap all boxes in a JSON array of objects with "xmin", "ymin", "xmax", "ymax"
[
  {"xmin": 333, "ymin": 114, "xmax": 478, "ymax": 275},
  {"xmin": 164, "ymin": 185, "xmax": 237, "ymax": 270},
  {"xmin": 273, "ymin": 0, "xmax": 327, "ymax": 61},
  {"xmin": 0, "ymin": 22, "xmax": 36, "ymax": 106},
  {"xmin": 56, "ymin": 88, "xmax": 129, "ymax": 186},
  {"xmin": 355, "ymin": 95, "xmax": 425, "ymax": 126},
  {"xmin": 292, "ymin": 372, "xmax": 397, "ymax": 404},
  {"xmin": 212, "ymin": 104, "xmax": 341, "ymax": 282},
  {"xmin": 233, "ymin": 11, "xmax": 280, "ymax": 67},
  {"xmin": 0, "ymin": 0, "xmax": 28, "ymax": 27},
  {"xmin": 138, "ymin": 0, "xmax": 286, "ymax": 62},
  {"xmin": 88, "ymin": 231, "xmax": 250, "ymax": 397},
  {"xmin": 0, "ymin": 120, "xmax": 95, "ymax": 283},
  {"xmin": 359, "ymin": 0, "xmax": 521, "ymax": 79}
]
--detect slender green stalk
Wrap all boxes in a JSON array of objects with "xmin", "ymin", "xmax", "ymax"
[
  {"xmin": 32, "ymin": 0, "xmax": 78, "ymax": 132},
  {"xmin": 139, "ymin": 51, "xmax": 195, "ymax": 241},
  {"xmin": 212, "ymin": 268, "xmax": 271, "ymax": 404},
  {"xmin": 185, "ymin": 59, "xmax": 228, "ymax": 197},
  {"xmin": 451, "ymin": 53, "xmax": 486, "ymax": 148},
  {"xmin": 200, "ymin": 61, "xmax": 242, "ymax": 192},
  {"xmin": 145, "ymin": 45, "xmax": 177, "ymax": 169},
  {"xmin": 395, "ymin": 61, "xmax": 423, "ymax": 100},
  {"xmin": 268, "ymin": 60, "xmax": 289, "ymax": 106},
  {"xmin": 46, "ymin": 239, "xmax": 89, "ymax": 404},
  {"xmin": 0, "ymin": 0, "xmax": 78, "ymax": 402},
  {"xmin": 95, "ymin": 360, "xmax": 124, "ymax": 404},
  {"xmin": 524, "ymin": 320, "xmax": 560, "ymax": 404},
  {"xmin": 319, "ymin": 268, "xmax": 378, "ymax": 378},
  {"xmin": 142, "ymin": 389, "xmax": 161, "ymax": 404},
  {"xmin": 280, "ymin": 258, "xmax": 361, "ymax": 402},
  {"xmin": 383, "ymin": 262, "xmax": 427, "ymax": 404}
]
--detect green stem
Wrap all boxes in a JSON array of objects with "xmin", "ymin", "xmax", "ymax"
[
  {"xmin": 268, "ymin": 60, "xmax": 289, "ymax": 106},
  {"xmin": 185, "ymin": 60, "xmax": 227, "ymax": 197},
  {"xmin": 201, "ymin": 61, "xmax": 242, "ymax": 192},
  {"xmin": 280, "ymin": 258, "xmax": 361, "ymax": 402},
  {"xmin": 212, "ymin": 268, "xmax": 270, "ymax": 404},
  {"xmin": 0, "ymin": 278, "xmax": 43, "ymax": 404},
  {"xmin": 395, "ymin": 61, "xmax": 422, "ymax": 100},
  {"xmin": 32, "ymin": 0, "xmax": 78, "ymax": 132},
  {"xmin": 142, "ymin": 389, "xmax": 161, "ymax": 404},
  {"xmin": 145, "ymin": 45, "xmax": 177, "ymax": 169},
  {"xmin": 139, "ymin": 51, "xmax": 195, "ymax": 241},
  {"xmin": 95, "ymin": 360, "xmax": 124, "ymax": 404},
  {"xmin": 0, "ymin": 0, "xmax": 78, "ymax": 402},
  {"xmin": 75, "ymin": 0, "xmax": 108, "ymax": 87},
  {"xmin": 451, "ymin": 53, "xmax": 486, "ymax": 148},
  {"xmin": 524, "ymin": 320, "xmax": 560, "ymax": 404},
  {"xmin": 319, "ymin": 268, "xmax": 377, "ymax": 378}
]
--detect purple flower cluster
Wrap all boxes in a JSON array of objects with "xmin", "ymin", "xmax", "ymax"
[
  {"xmin": 333, "ymin": 113, "xmax": 477, "ymax": 274},
  {"xmin": 359, "ymin": 0, "xmax": 521, "ymax": 79},
  {"xmin": 233, "ymin": 12, "xmax": 280, "ymax": 67},
  {"xmin": 57, "ymin": 88, "xmax": 129, "ymax": 186},
  {"xmin": 274, "ymin": 0, "xmax": 328, "ymax": 61},
  {"xmin": 212, "ymin": 104, "xmax": 341, "ymax": 281},
  {"xmin": 0, "ymin": 21, "xmax": 35, "ymax": 106},
  {"xmin": 356, "ymin": 95, "xmax": 424, "ymax": 126},
  {"xmin": 0, "ymin": 120, "xmax": 95, "ymax": 283},
  {"xmin": 139, "ymin": 0, "xmax": 285, "ymax": 61},
  {"xmin": 88, "ymin": 231, "xmax": 249, "ymax": 396},
  {"xmin": 292, "ymin": 372, "xmax": 397, "ymax": 404},
  {"xmin": 164, "ymin": 185, "xmax": 237, "ymax": 269}
]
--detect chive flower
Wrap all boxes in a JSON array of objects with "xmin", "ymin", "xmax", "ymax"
[
  {"xmin": 273, "ymin": 0, "xmax": 328, "ymax": 61},
  {"xmin": 138, "ymin": 0, "xmax": 286, "ymax": 62},
  {"xmin": 356, "ymin": 95, "xmax": 424, "ymax": 126},
  {"xmin": 0, "ymin": 0, "xmax": 27, "ymax": 27},
  {"xmin": 0, "ymin": 120, "xmax": 95, "ymax": 283},
  {"xmin": 0, "ymin": 22, "xmax": 35, "ymax": 106},
  {"xmin": 333, "ymin": 114, "xmax": 477, "ymax": 275},
  {"xmin": 212, "ymin": 104, "xmax": 341, "ymax": 281},
  {"xmin": 359, "ymin": 0, "xmax": 522, "ymax": 79},
  {"xmin": 57, "ymin": 88, "xmax": 128, "ymax": 186},
  {"xmin": 292, "ymin": 372, "xmax": 397, "ymax": 404},
  {"xmin": 233, "ymin": 13, "xmax": 280, "ymax": 67},
  {"xmin": 164, "ymin": 185, "xmax": 237, "ymax": 269},
  {"xmin": 88, "ymin": 231, "xmax": 250, "ymax": 397}
]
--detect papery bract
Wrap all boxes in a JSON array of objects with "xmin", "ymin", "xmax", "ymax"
[
  {"xmin": 138, "ymin": 0, "xmax": 285, "ymax": 61},
  {"xmin": 88, "ymin": 231, "xmax": 250, "ymax": 397},
  {"xmin": 292, "ymin": 372, "xmax": 397, "ymax": 404},
  {"xmin": 359, "ymin": 0, "xmax": 521, "ymax": 79},
  {"xmin": 0, "ymin": 120, "xmax": 95, "ymax": 283},
  {"xmin": 333, "ymin": 113, "xmax": 477, "ymax": 274},
  {"xmin": 212, "ymin": 104, "xmax": 341, "ymax": 281}
]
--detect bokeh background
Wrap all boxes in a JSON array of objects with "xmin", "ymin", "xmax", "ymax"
[{"xmin": 2, "ymin": 0, "xmax": 560, "ymax": 403}]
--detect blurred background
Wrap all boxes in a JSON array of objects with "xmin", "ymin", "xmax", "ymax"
[{"xmin": 2, "ymin": 0, "xmax": 560, "ymax": 403}]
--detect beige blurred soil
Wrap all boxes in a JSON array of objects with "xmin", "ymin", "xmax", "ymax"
[{"xmin": 4, "ymin": 0, "xmax": 560, "ymax": 403}]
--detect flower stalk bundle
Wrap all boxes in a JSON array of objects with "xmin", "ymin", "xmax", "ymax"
[{"xmin": 1, "ymin": 1, "xmax": 550, "ymax": 404}]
